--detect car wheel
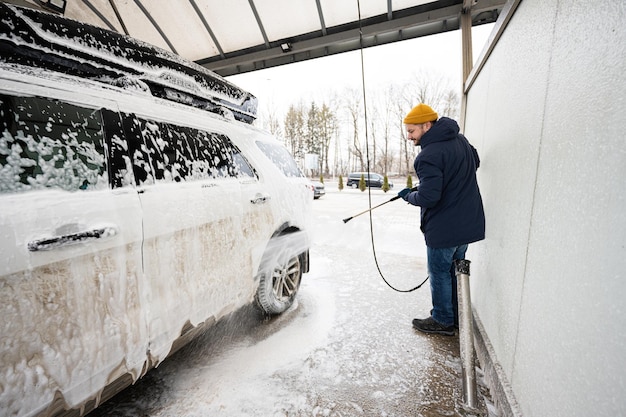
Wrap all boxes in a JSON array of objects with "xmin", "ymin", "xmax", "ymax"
[
  {"xmin": 255, "ymin": 248, "xmax": 303, "ymax": 315},
  {"xmin": 351, "ymin": 183, "xmax": 357, "ymax": 188}
]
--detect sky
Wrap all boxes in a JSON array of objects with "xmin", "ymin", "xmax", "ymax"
[{"xmin": 227, "ymin": 23, "xmax": 495, "ymax": 122}]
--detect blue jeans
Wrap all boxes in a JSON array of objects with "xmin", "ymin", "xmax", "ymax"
[{"xmin": 426, "ymin": 244, "xmax": 468, "ymax": 327}]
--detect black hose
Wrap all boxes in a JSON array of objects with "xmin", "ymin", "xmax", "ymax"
[{"xmin": 356, "ymin": 0, "xmax": 428, "ymax": 293}]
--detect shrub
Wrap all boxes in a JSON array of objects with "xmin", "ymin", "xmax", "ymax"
[
  {"xmin": 359, "ymin": 174, "xmax": 366, "ymax": 192},
  {"xmin": 382, "ymin": 175, "xmax": 390, "ymax": 193}
]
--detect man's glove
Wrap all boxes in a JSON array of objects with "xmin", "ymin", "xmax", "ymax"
[
  {"xmin": 397, "ymin": 186, "xmax": 418, "ymax": 201},
  {"xmin": 397, "ymin": 187, "xmax": 412, "ymax": 201}
]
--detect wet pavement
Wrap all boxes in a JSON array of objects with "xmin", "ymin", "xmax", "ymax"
[{"xmin": 88, "ymin": 184, "xmax": 495, "ymax": 417}]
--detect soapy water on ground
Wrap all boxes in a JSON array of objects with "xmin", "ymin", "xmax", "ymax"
[{"xmin": 88, "ymin": 184, "xmax": 497, "ymax": 417}]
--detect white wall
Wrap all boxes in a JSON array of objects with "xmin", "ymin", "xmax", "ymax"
[{"xmin": 464, "ymin": 1, "xmax": 626, "ymax": 416}]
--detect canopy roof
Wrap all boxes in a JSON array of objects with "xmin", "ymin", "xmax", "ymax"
[{"xmin": 11, "ymin": 0, "xmax": 505, "ymax": 77}]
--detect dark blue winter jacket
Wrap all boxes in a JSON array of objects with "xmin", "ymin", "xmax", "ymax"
[{"xmin": 406, "ymin": 117, "xmax": 485, "ymax": 248}]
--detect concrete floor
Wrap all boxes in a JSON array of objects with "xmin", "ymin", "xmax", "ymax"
[{"xmin": 88, "ymin": 186, "xmax": 495, "ymax": 417}]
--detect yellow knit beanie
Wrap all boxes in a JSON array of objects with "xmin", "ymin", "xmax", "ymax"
[{"xmin": 403, "ymin": 104, "xmax": 438, "ymax": 124}]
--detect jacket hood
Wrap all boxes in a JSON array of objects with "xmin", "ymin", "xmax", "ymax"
[{"xmin": 420, "ymin": 117, "xmax": 460, "ymax": 147}]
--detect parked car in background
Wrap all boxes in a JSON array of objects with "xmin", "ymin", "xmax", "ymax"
[
  {"xmin": 312, "ymin": 181, "xmax": 326, "ymax": 199},
  {"xmin": 346, "ymin": 172, "xmax": 393, "ymax": 189},
  {"xmin": 0, "ymin": 4, "xmax": 311, "ymax": 416}
]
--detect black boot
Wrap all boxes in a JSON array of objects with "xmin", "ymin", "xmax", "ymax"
[{"xmin": 412, "ymin": 316, "xmax": 455, "ymax": 336}]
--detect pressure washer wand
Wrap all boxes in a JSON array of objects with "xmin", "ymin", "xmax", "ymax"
[{"xmin": 342, "ymin": 195, "xmax": 401, "ymax": 223}]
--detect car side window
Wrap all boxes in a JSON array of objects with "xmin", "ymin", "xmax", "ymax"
[
  {"xmin": 255, "ymin": 140, "xmax": 303, "ymax": 178},
  {"xmin": 192, "ymin": 127, "xmax": 256, "ymax": 180},
  {"xmin": 119, "ymin": 114, "xmax": 256, "ymax": 186},
  {"xmin": 0, "ymin": 94, "xmax": 108, "ymax": 193}
]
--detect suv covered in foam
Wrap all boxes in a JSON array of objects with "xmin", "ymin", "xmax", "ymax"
[{"xmin": 0, "ymin": 4, "xmax": 311, "ymax": 416}]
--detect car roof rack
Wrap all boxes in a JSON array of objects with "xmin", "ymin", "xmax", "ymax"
[{"xmin": 0, "ymin": 3, "xmax": 257, "ymax": 124}]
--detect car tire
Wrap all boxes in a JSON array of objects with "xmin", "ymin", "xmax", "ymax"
[{"xmin": 255, "ymin": 246, "xmax": 303, "ymax": 315}]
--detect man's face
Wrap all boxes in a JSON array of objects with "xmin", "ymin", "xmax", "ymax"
[{"xmin": 405, "ymin": 123, "xmax": 430, "ymax": 147}]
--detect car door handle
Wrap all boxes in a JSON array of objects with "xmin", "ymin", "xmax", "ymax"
[
  {"xmin": 250, "ymin": 193, "xmax": 271, "ymax": 204},
  {"xmin": 27, "ymin": 226, "xmax": 118, "ymax": 252}
]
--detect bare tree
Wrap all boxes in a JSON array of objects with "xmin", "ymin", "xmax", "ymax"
[
  {"xmin": 273, "ymin": 70, "xmax": 459, "ymax": 179},
  {"xmin": 373, "ymin": 86, "xmax": 398, "ymax": 175},
  {"xmin": 440, "ymin": 88, "xmax": 460, "ymax": 120},
  {"xmin": 394, "ymin": 71, "xmax": 460, "ymax": 175},
  {"xmin": 325, "ymin": 92, "xmax": 344, "ymax": 177},
  {"xmin": 283, "ymin": 103, "xmax": 306, "ymax": 161},
  {"xmin": 403, "ymin": 70, "xmax": 460, "ymax": 118},
  {"xmin": 305, "ymin": 102, "xmax": 323, "ymax": 176},
  {"xmin": 367, "ymin": 105, "xmax": 377, "ymax": 173},
  {"xmin": 255, "ymin": 96, "xmax": 283, "ymax": 137},
  {"xmin": 265, "ymin": 112, "xmax": 282, "ymax": 137},
  {"xmin": 342, "ymin": 88, "xmax": 364, "ymax": 172},
  {"xmin": 318, "ymin": 103, "xmax": 337, "ymax": 175}
]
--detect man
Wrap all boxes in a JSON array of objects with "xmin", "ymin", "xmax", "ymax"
[{"xmin": 398, "ymin": 104, "xmax": 485, "ymax": 336}]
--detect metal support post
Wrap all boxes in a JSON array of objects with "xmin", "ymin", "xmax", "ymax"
[
  {"xmin": 455, "ymin": 258, "xmax": 478, "ymax": 410},
  {"xmin": 459, "ymin": 0, "xmax": 474, "ymax": 131}
]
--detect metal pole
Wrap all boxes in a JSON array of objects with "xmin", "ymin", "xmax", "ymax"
[
  {"xmin": 461, "ymin": 0, "xmax": 474, "ymax": 84},
  {"xmin": 459, "ymin": 5, "xmax": 479, "ymax": 407},
  {"xmin": 459, "ymin": 0, "xmax": 474, "ymax": 132},
  {"xmin": 455, "ymin": 258, "xmax": 478, "ymax": 409}
]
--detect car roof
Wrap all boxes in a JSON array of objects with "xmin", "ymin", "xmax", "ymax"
[
  {"xmin": 349, "ymin": 172, "xmax": 382, "ymax": 175},
  {"xmin": 0, "ymin": 3, "xmax": 257, "ymax": 123}
]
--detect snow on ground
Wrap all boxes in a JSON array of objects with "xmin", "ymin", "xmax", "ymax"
[{"xmin": 89, "ymin": 183, "xmax": 496, "ymax": 417}]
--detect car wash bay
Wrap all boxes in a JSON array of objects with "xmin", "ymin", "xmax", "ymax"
[{"xmin": 88, "ymin": 183, "xmax": 494, "ymax": 417}]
